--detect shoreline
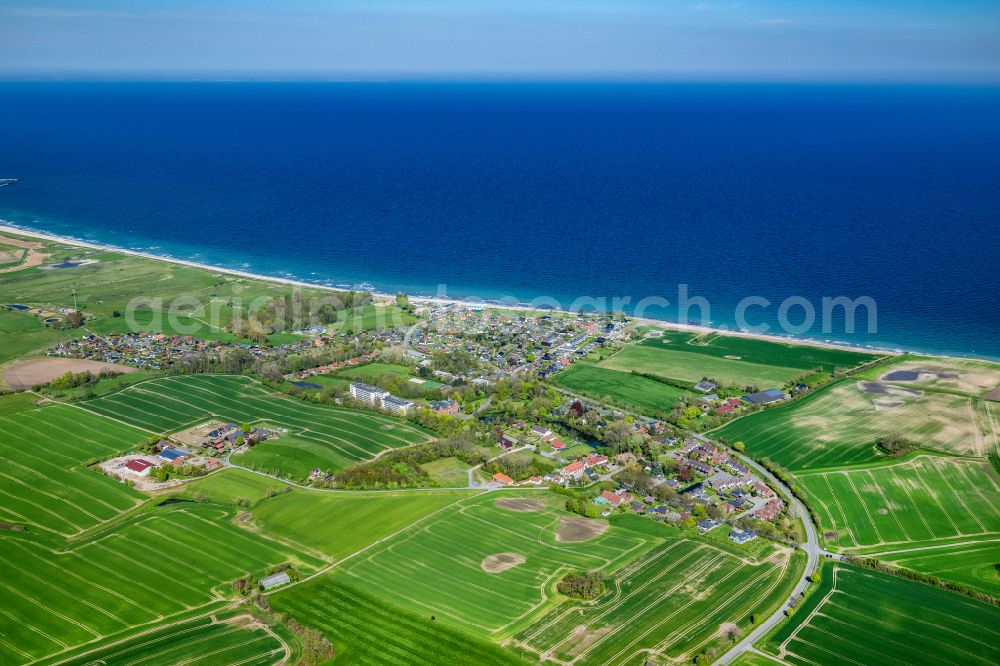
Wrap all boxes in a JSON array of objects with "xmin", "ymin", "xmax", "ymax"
[{"xmin": 0, "ymin": 221, "xmax": 984, "ymax": 363}]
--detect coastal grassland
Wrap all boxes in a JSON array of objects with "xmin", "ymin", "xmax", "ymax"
[
  {"xmin": 797, "ymin": 454, "xmax": 1000, "ymax": 552},
  {"xmin": 760, "ymin": 563, "xmax": 1000, "ymax": 666},
  {"xmin": 323, "ymin": 491, "xmax": 802, "ymax": 666},
  {"xmin": 712, "ymin": 378, "xmax": 989, "ymax": 469},
  {"xmin": 38, "ymin": 613, "xmax": 287, "ymax": 666},
  {"xmin": 0, "ymin": 403, "xmax": 146, "ymax": 536},
  {"xmin": 270, "ymin": 577, "xmax": 527, "ymax": 666},
  {"xmin": 553, "ymin": 363, "xmax": 685, "ymax": 414},
  {"xmin": 599, "ymin": 342, "xmax": 796, "ymax": 388},
  {"xmin": 862, "ymin": 355, "xmax": 1000, "ymax": 397},
  {"xmin": 249, "ymin": 487, "xmax": 476, "ymax": 560},
  {"xmin": 0, "ymin": 237, "xmax": 408, "ymax": 349},
  {"xmin": 0, "ymin": 307, "xmax": 72, "ymax": 366},
  {"xmin": 81, "ymin": 374, "xmax": 436, "ymax": 471},
  {"xmin": 617, "ymin": 330, "xmax": 879, "ymax": 384},
  {"xmin": 0, "ymin": 503, "xmax": 326, "ymax": 666}
]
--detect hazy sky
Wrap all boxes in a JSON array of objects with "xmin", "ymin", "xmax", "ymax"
[{"xmin": 1, "ymin": 0, "xmax": 998, "ymax": 81}]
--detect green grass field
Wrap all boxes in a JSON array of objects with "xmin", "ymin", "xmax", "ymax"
[
  {"xmin": 0, "ymin": 391, "xmax": 39, "ymax": 416},
  {"xmin": 317, "ymin": 491, "xmax": 802, "ymax": 666},
  {"xmin": 82, "ymin": 374, "xmax": 436, "ymax": 472},
  {"xmin": 0, "ymin": 503, "xmax": 325, "ymax": 665},
  {"xmin": 798, "ymin": 454, "xmax": 1000, "ymax": 553},
  {"xmin": 878, "ymin": 540, "xmax": 1000, "ymax": 597},
  {"xmin": 713, "ymin": 378, "xmax": 989, "ymax": 469},
  {"xmin": 0, "ymin": 307, "xmax": 72, "ymax": 366},
  {"xmin": 40, "ymin": 613, "xmax": 287, "ymax": 666},
  {"xmin": 0, "ymin": 403, "xmax": 147, "ymax": 536},
  {"xmin": 250, "ymin": 487, "xmax": 475, "ymax": 560},
  {"xmin": 553, "ymin": 363, "xmax": 685, "ymax": 414},
  {"xmin": 614, "ymin": 330, "xmax": 878, "ymax": 387},
  {"xmin": 271, "ymin": 577, "xmax": 525, "ymax": 666},
  {"xmin": 174, "ymin": 468, "xmax": 292, "ymax": 505},
  {"xmin": 760, "ymin": 563, "xmax": 1000, "ymax": 665}
]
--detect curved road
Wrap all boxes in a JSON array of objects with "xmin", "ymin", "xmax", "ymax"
[{"xmin": 713, "ymin": 453, "xmax": 820, "ymax": 665}]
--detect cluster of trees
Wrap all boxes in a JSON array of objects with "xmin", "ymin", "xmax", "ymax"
[
  {"xmin": 325, "ymin": 431, "xmax": 487, "ymax": 489},
  {"xmin": 430, "ymin": 349, "xmax": 479, "ymax": 376},
  {"xmin": 45, "ymin": 370, "xmax": 102, "ymax": 389},
  {"xmin": 846, "ymin": 556, "xmax": 1000, "ymax": 607},
  {"xmin": 482, "ymin": 452, "xmax": 555, "ymax": 482},
  {"xmin": 877, "ymin": 434, "xmax": 916, "ymax": 458},
  {"xmin": 228, "ymin": 291, "xmax": 373, "ymax": 341},
  {"xmin": 148, "ymin": 462, "xmax": 209, "ymax": 483},
  {"xmin": 556, "ymin": 570, "xmax": 606, "ymax": 599}
]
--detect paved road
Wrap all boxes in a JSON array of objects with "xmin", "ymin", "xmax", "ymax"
[
  {"xmin": 712, "ymin": 453, "xmax": 820, "ymax": 666},
  {"xmin": 402, "ymin": 320, "xmax": 426, "ymax": 356}
]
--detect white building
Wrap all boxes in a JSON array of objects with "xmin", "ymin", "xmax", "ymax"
[
  {"xmin": 350, "ymin": 382, "xmax": 391, "ymax": 406},
  {"xmin": 382, "ymin": 395, "xmax": 414, "ymax": 415}
]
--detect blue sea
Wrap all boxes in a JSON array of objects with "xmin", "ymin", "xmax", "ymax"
[{"xmin": 0, "ymin": 82, "xmax": 998, "ymax": 358}]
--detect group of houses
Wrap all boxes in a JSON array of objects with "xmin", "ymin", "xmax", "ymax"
[{"xmin": 693, "ymin": 380, "xmax": 790, "ymax": 415}]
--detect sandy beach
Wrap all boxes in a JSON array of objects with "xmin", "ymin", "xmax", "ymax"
[{"xmin": 0, "ymin": 221, "xmax": 924, "ymax": 360}]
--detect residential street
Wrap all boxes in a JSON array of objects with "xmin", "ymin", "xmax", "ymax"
[{"xmin": 712, "ymin": 453, "xmax": 820, "ymax": 666}]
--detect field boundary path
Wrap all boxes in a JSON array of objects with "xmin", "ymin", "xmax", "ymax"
[{"xmin": 713, "ymin": 453, "xmax": 820, "ymax": 666}]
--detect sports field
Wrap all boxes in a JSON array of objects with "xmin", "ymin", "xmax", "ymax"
[
  {"xmin": 607, "ymin": 330, "xmax": 878, "ymax": 388},
  {"xmin": 318, "ymin": 491, "xmax": 801, "ymax": 666},
  {"xmin": 798, "ymin": 454, "xmax": 1000, "ymax": 553},
  {"xmin": 713, "ymin": 379, "xmax": 988, "ymax": 469},
  {"xmin": 0, "ymin": 504, "xmax": 326, "ymax": 665},
  {"xmin": 0, "ymin": 403, "xmax": 147, "ymax": 536},
  {"xmin": 42, "ymin": 613, "xmax": 288, "ymax": 666},
  {"xmin": 553, "ymin": 363, "xmax": 685, "ymax": 415},
  {"xmin": 82, "ymin": 374, "xmax": 436, "ymax": 471},
  {"xmin": 761, "ymin": 563, "xmax": 1000, "ymax": 665}
]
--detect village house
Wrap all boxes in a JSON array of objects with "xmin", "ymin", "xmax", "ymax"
[
  {"xmin": 697, "ymin": 519, "xmax": 721, "ymax": 534},
  {"xmin": 492, "ymin": 472, "xmax": 514, "ymax": 486},
  {"xmin": 729, "ymin": 529, "xmax": 758, "ymax": 544},
  {"xmin": 754, "ymin": 498, "xmax": 785, "ymax": 521},
  {"xmin": 428, "ymin": 399, "xmax": 459, "ymax": 415}
]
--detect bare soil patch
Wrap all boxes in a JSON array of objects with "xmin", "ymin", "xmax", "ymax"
[
  {"xmin": 985, "ymin": 386, "xmax": 1000, "ymax": 402},
  {"xmin": 824, "ymin": 531, "xmax": 840, "ymax": 540},
  {"xmin": 564, "ymin": 625, "xmax": 612, "ymax": 657},
  {"xmin": 556, "ymin": 516, "xmax": 608, "ymax": 542},
  {"xmin": 877, "ymin": 508, "xmax": 889, "ymax": 515},
  {"xmin": 723, "ymin": 355, "xmax": 742, "ymax": 360},
  {"xmin": 481, "ymin": 552, "xmax": 525, "ymax": 573},
  {"xmin": 718, "ymin": 623, "xmax": 741, "ymax": 640},
  {"xmin": 496, "ymin": 497, "xmax": 544, "ymax": 512},
  {"xmin": 4, "ymin": 358, "xmax": 138, "ymax": 390},
  {"xmin": 0, "ymin": 234, "xmax": 45, "ymax": 249},
  {"xmin": 0, "ymin": 249, "xmax": 49, "ymax": 274}
]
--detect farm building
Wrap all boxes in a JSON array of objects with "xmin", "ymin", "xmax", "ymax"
[
  {"xmin": 123, "ymin": 459, "xmax": 154, "ymax": 477},
  {"xmin": 742, "ymin": 389, "xmax": 789, "ymax": 405},
  {"xmin": 259, "ymin": 572, "xmax": 291, "ymax": 590}
]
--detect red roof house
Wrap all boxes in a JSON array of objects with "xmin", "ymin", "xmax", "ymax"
[{"xmin": 493, "ymin": 473, "xmax": 514, "ymax": 486}]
